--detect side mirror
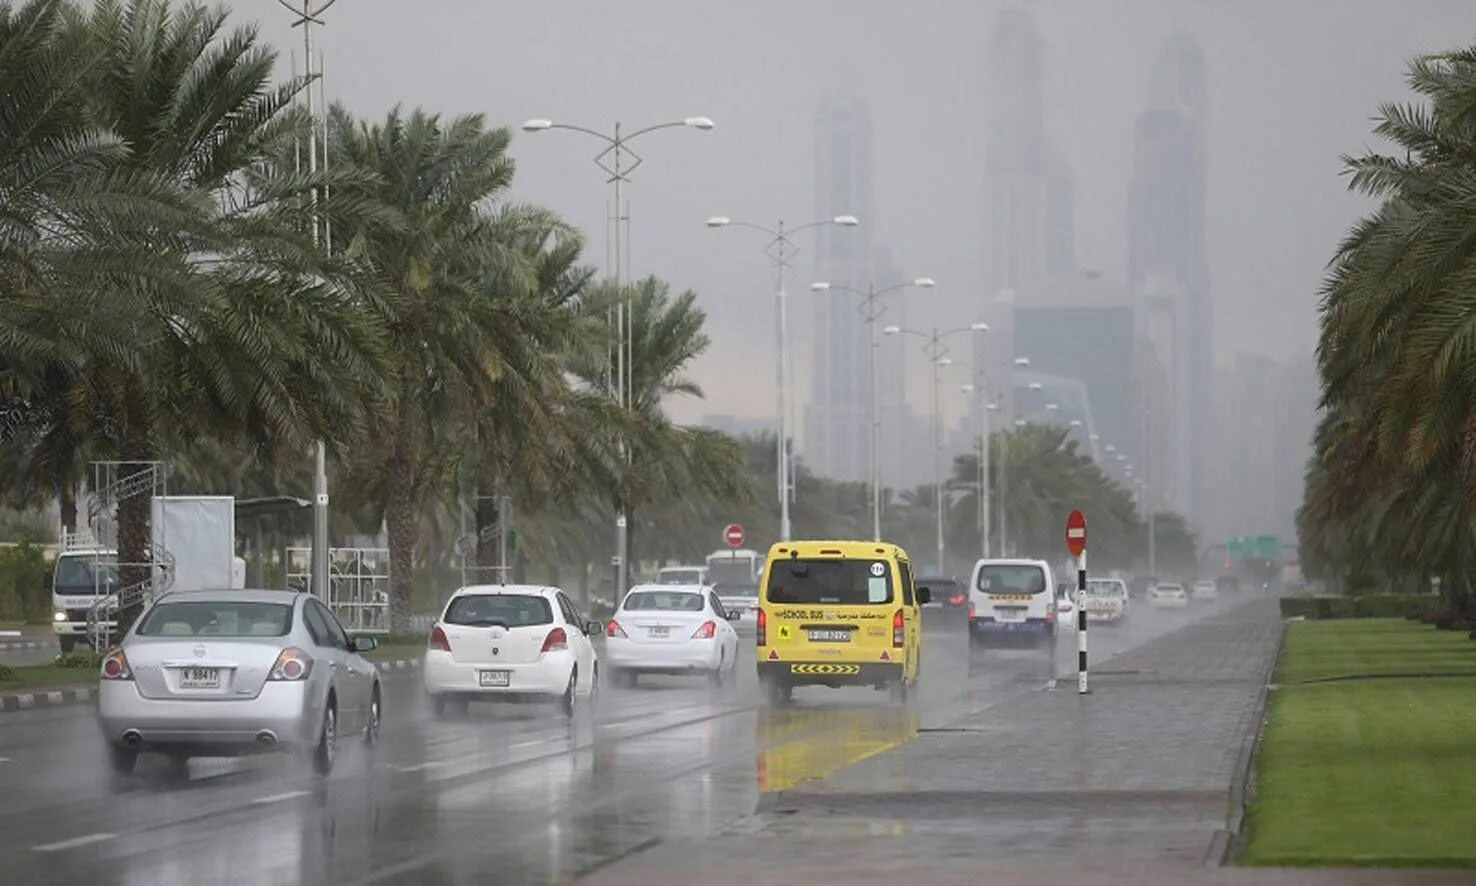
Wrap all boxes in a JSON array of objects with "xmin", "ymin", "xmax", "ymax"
[
  {"xmin": 351, "ymin": 635, "xmax": 378, "ymax": 654},
  {"xmin": 916, "ymin": 586, "xmax": 932, "ymax": 606},
  {"xmin": 585, "ymin": 620, "xmax": 603, "ymax": 637}
]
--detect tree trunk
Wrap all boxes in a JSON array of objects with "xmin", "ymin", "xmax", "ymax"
[
  {"xmin": 57, "ymin": 482, "xmax": 77, "ymax": 535},
  {"xmin": 386, "ymin": 460, "xmax": 417, "ymax": 633},
  {"xmin": 114, "ymin": 409, "xmax": 153, "ymax": 640}
]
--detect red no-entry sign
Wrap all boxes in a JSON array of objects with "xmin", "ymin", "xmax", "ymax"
[
  {"xmin": 1066, "ymin": 510, "xmax": 1087, "ymax": 557},
  {"xmin": 724, "ymin": 523, "xmax": 745, "ymax": 549}
]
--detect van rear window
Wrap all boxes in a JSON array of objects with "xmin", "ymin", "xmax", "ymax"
[
  {"xmin": 765, "ymin": 559, "xmax": 893, "ymax": 605},
  {"xmin": 977, "ymin": 564, "xmax": 1048, "ymax": 594}
]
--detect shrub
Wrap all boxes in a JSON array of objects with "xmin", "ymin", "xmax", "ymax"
[
  {"xmin": 54, "ymin": 650, "xmax": 103, "ymax": 669},
  {"xmin": 1279, "ymin": 595, "xmax": 1436, "ymax": 620},
  {"xmin": 0, "ymin": 543, "xmax": 50, "ymax": 622},
  {"xmin": 0, "ymin": 664, "xmax": 13, "ymax": 682}
]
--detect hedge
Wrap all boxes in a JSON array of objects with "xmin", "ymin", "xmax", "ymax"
[
  {"xmin": 0, "ymin": 543, "xmax": 50, "ymax": 622},
  {"xmin": 1279, "ymin": 595, "xmax": 1434, "ymax": 620}
]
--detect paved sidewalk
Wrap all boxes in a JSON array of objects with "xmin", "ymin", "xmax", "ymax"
[{"xmin": 592, "ymin": 597, "xmax": 1289, "ymax": 882}]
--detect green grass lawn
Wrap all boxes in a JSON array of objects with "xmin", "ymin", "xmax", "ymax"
[
  {"xmin": 363, "ymin": 643, "xmax": 422, "ymax": 663},
  {"xmin": 1242, "ymin": 618, "xmax": 1476, "ymax": 867}
]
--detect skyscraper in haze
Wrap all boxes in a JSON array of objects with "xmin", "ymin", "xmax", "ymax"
[
  {"xmin": 983, "ymin": 8, "xmax": 1076, "ymax": 425},
  {"xmin": 805, "ymin": 95, "xmax": 874, "ymax": 482},
  {"xmin": 1129, "ymin": 33, "xmax": 1209, "ymax": 519}
]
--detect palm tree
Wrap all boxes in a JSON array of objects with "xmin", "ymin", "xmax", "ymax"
[
  {"xmin": 1306, "ymin": 42, "xmax": 1476, "ymax": 612},
  {"xmin": 325, "ymin": 105, "xmax": 587, "ymax": 628},
  {"xmin": 570, "ymin": 277, "xmax": 749, "ymax": 576}
]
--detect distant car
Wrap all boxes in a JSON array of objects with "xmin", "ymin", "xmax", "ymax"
[
  {"xmin": 97, "ymin": 590, "xmax": 382, "ymax": 777},
  {"xmin": 1082, "ymin": 578, "xmax": 1129, "ymax": 624},
  {"xmin": 1054, "ymin": 584, "xmax": 1078, "ymax": 626},
  {"xmin": 604, "ymin": 585, "xmax": 740, "ymax": 687},
  {"xmin": 423, "ymin": 585, "xmax": 602, "ymax": 717},
  {"xmin": 655, "ymin": 565, "xmax": 709, "ymax": 586},
  {"xmin": 917, "ymin": 575, "xmax": 967, "ymax": 610},
  {"xmin": 715, "ymin": 585, "xmax": 760, "ymax": 626},
  {"xmin": 1149, "ymin": 582, "xmax": 1189, "ymax": 608},
  {"xmin": 1128, "ymin": 575, "xmax": 1159, "ymax": 600},
  {"xmin": 1191, "ymin": 579, "xmax": 1218, "ymax": 601},
  {"xmin": 1215, "ymin": 575, "xmax": 1241, "ymax": 594}
]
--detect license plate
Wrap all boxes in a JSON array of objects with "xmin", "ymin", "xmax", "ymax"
[
  {"xmin": 179, "ymin": 667, "xmax": 220, "ymax": 690},
  {"xmin": 479, "ymin": 670, "xmax": 510, "ymax": 688},
  {"xmin": 995, "ymin": 608, "xmax": 1026, "ymax": 622},
  {"xmin": 647, "ymin": 626, "xmax": 669, "ymax": 638},
  {"xmin": 807, "ymin": 629, "xmax": 851, "ymax": 642}
]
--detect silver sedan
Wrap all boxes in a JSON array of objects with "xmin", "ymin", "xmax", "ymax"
[{"xmin": 97, "ymin": 589, "xmax": 382, "ymax": 776}]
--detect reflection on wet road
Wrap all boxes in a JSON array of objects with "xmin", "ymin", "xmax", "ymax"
[{"xmin": 0, "ymin": 599, "xmax": 1239, "ymax": 884}]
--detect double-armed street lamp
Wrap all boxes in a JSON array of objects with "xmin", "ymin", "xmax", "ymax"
[
  {"xmin": 808, "ymin": 277, "xmax": 936, "ymax": 541},
  {"xmin": 882, "ymin": 323, "xmax": 989, "ymax": 573},
  {"xmin": 522, "ymin": 115, "xmax": 714, "ymax": 596},
  {"xmin": 706, "ymin": 215, "xmax": 860, "ymax": 541}
]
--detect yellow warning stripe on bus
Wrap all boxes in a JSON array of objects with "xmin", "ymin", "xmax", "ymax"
[{"xmin": 790, "ymin": 664, "xmax": 861, "ymax": 675}]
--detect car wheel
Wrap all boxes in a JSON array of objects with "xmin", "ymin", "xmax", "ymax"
[
  {"xmin": 108, "ymin": 744, "xmax": 137, "ymax": 776},
  {"xmin": 587, "ymin": 665, "xmax": 599, "ymax": 707},
  {"xmin": 709, "ymin": 654, "xmax": 726, "ymax": 688},
  {"xmin": 761, "ymin": 674, "xmax": 790, "ymax": 706},
  {"xmin": 560, "ymin": 668, "xmax": 577, "ymax": 718},
  {"xmin": 364, "ymin": 686, "xmax": 381, "ymax": 748},
  {"xmin": 888, "ymin": 679, "xmax": 909, "ymax": 704},
  {"xmin": 313, "ymin": 701, "xmax": 337, "ymax": 776}
]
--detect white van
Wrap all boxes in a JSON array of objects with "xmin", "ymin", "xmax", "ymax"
[{"xmin": 968, "ymin": 558, "xmax": 1056, "ymax": 649}]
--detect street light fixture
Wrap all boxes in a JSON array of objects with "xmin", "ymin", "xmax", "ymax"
[
  {"xmin": 1013, "ymin": 357, "xmax": 1031, "ymax": 367},
  {"xmin": 706, "ymin": 212, "xmax": 860, "ymax": 541},
  {"xmin": 1069, "ymin": 419, "xmax": 1083, "ymax": 428},
  {"xmin": 810, "ymin": 276, "xmax": 936, "ymax": 541},
  {"xmin": 1045, "ymin": 402, "xmax": 1059, "ymax": 411},
  {"xmin": 881, "ymin": 321, "xmax": 987, "ymax": 569},
  {"xmin": 522, "ymin": 113, "xmax": 714, "ymax": 599}
]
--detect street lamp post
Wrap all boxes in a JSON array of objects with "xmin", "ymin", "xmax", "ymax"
[
  {"xmin": 883, "ymin": 323, "xmax": 988, "ymax": 573},
  {"xmin": 961, "ymin": 385, "xmax": 997, "ymax": 559},
  {"xmin": 1003, "ymin": 356, "xmax": 1031, "ymax": 557},
  {"xmin": 706, "ymin": 215, "xmax": 860, "ymax": 541},
  {"xmin": 810, "ymin": 278, "xmax": 936, "ymax": 542},
  {"xmin": 522, "ymin": 115, "xmax": 714, "ymax": 598}
]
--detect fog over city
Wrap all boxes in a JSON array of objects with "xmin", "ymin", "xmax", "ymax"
[{"xmin": 235, "ymin": 0, "xmax": 1474, "ymax": 542}]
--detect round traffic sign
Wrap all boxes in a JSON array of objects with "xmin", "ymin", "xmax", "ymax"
[
  {"xmin": 1066, "ymin": 510, "xmax": 1087, "ymax": 556},
  {"xmin": 724, "ymin": 523, "xmax": 745, "ymax": 549}
]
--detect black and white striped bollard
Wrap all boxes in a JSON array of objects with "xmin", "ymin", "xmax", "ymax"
[{"xmin": 1077, "ymin": 550, "xmax": 1089, "ymax": 694}]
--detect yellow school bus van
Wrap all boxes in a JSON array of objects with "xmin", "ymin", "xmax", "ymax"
[{"xmin": 755, "ymin": 540, "xmax": 929, "ymax": 704}]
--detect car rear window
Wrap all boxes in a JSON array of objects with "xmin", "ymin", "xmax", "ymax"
[
  {"xmin": 444, "ymin": 594, "xmax": 552, "ymax": 628},
  {"xmin": 623, "ymin": 591, "xmax": 704, "ymax": 612},
  {"xmin": 977, "ymin": 565, "xmax": 1048, "ymax": 594},
  {"xmin": 136, "ymin": 601, "xmax": 293, "ymax": 637},
  {"xmin": 765, "ymin": 559, "xmax": 893, "ymax": 605},
  {"xmin": 1087, "ymin": 580, "xmax": 1125, "ymax": 596}
]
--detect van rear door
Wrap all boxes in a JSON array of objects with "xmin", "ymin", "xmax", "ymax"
[
  {"xmin": 971, "ymin": 561, "xmax": 1052, "ymax": 627},
  {"xmin": 764, "ymin": 557, "xmax": 901, "ymax": 664}
]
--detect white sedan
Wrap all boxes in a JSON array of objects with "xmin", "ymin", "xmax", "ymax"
[
  {"xmin": 1191, "ymin": 579, "xmax": 1219, "ymax": 601},
  {"xmin": 603, "ymin": 585, "xmax": 741, "ymax": 687},
  {"xmin": 1149, "ymin": 582, "xmax": 1190, "ymax": 608},
  {"xmin": 423, "ymin": 585, "xmax": 602, "ymax": 717}
]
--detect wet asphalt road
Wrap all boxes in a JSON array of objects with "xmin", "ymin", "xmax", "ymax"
[{"xmin": 0, "ymin": 597, "xmax": 1246, "ymax": 885}]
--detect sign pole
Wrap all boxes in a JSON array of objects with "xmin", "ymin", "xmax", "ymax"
[{"xmin": 1077, "ymin": 548, "xmax": 1089, "ymax": 695}]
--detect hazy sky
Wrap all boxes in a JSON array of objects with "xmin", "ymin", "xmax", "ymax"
[{"xmin": 239, "ymin": 0, "xmax": 1474, "ymax": 426}]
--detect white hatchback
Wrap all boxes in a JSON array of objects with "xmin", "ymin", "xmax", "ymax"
[
  {"xmin": 423, "ymin": 585, "xmax": 602, "ymax": 716},
  {"xmin": 1149, "ymin": 582, "xmax": 1190, "ymax": 608},
  {"xmin": 603, "ymin": 585, "xmax": 740, "ymax": 687}
]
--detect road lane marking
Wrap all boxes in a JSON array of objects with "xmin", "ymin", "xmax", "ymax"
[
  {"xmin": 249, "ymin": 790, "xmax": 311, "ymax": 805},
  {"xmin": 0, "ymin": 757, "xmax": 11, "ymax": 763},
  {"xmin": 33, "ymin": 833, "xmax": 116, "ymax": 852},
  {"xmin": 393, "ymin": 762, "xmax": 448, "ymax": 773}
]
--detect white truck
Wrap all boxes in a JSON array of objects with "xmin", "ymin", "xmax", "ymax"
[{"xmin": 52, "ymin": 496, "xmax": 245, "ymax": 651}]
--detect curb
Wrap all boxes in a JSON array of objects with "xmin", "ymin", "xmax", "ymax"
[
  {"xmin": 0, "ymin": 641, "xmax": 54, "ymax": 652},
  {"xmin": 1211, "ymin": 606, "xmax": 1288, "ymax": 866},
  {"xmin": 0, "ymin": 658, "xmax": 422, "ymax": 715},
  {"xmin": 0, "ymin": 686, "xmax": 94, "ymax": 712}
]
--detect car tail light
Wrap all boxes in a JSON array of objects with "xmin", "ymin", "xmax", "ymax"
[
  {"xmin": 949, "ymin": 594, "xmax": 965, "ymax": 606},
  {"xmin": 606, "ymin": 620, "xmax": 627, "ymax": 639},
  {"xmin": 100, "ymin": 649, "xmax": 132, "ymax": 681},
  {"xmin": 892, "ymin": 609, "xmax": 905, "ymax": 648},
  {"xmin": 540, "ymin": 627, "xmax": 568, "ymax": 654},
  {"xmin": 428, "ymin": 625, "xmax": 450, "ymax": 651},
  {"xmin": 269, "ymin": 647, "xmax": 313, "ymax": 681},
  {"xmin": 968, "ymin": 601, "xmax": 975, "ymax": 619},
  {"xmin": 692, "ymin": 620, "xmax": 716, "ymax": 640},
  {"xmin": 1047, "ymin": 608, "xmax": 1057, "ymax": 623},
  {"xmin": 756, "ymin": 609, "xmax": 767, "ymax": 646}
]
